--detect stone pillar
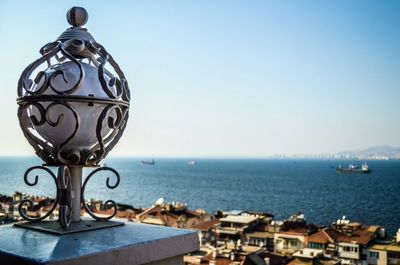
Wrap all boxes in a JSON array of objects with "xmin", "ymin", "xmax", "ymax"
[{"xmin": 1, "ymin": 222, "xmax": 199, "ymax": 265}]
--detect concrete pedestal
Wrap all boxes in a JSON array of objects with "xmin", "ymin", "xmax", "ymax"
[{"xmin": 0, "ymin": 222, "xmax": 199, "ymax": 265}]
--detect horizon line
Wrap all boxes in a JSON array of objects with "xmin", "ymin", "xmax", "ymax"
[{"xmin": 0, "ymin": 155, "xmax": 398, "ymax": 160}]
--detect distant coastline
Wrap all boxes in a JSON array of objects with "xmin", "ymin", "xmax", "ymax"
[{"xmin": 1, "ymin": 145, "xmax": 399, "ymax": 160}]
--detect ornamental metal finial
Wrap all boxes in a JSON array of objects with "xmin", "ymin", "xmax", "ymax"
[{"xmin": 16, "ymin": 7, "xmax": 130, "ymax": 231}]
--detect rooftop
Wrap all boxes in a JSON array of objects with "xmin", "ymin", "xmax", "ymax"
[
  {"xmin": 308, "ymin": 228, "xmax": 338, "ymax": 244},
  {"xmin": 293, "ymin": 248, "xmax": 323, "ymax": 258},
  {"xmin": 369, "ymin": 243, "xmax": 400, "ymax": 252},
  {"xmin": 336, "ymin": 225, "xmax": 375, "ymax": 245},
  {"xmin": 277, "ymin": 226, "xmax": 315, "ymax": 236},
  {"xmin": 220, "ymin": 215, "xmax": 258, "ymax": 224}
]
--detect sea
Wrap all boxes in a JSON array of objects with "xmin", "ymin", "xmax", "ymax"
[{"xmin": 0, "ymin": 157, "xmax": 399, "ymax": 236}]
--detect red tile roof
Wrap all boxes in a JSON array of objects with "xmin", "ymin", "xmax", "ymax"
[
  {"xmin": 308, "ymin": 229, "xmax": 339, "ymax": 244},
  {"xmin": 336, "ymin": 226, "xmax": 375, "ymax": 245}
]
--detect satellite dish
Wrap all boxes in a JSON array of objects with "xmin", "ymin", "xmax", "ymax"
[{"xmin": 155, "ymin": 198, "xmax": 164, "ymax": 205}]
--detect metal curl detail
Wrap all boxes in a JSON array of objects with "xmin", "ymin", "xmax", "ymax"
[
  {"xmin": 18, "ymin": 165, "xmax": 122, "ymax": 226},
  {"xmin": 18, "ymin": 42, "xmax": 61, "ymax": 96},
  {"xmin": 93, "ymin": 105, "xmax": 123, "ymax": 162},
  {"xmin": 17, "ymin": 102, "xmax": 56, "ymax": 164},
  {"xmin": 46, "ymin": 102, "xmax": 81, "ymax": 165},
  {"xmin": 48, "ymin": 43, "xmax": 85, "ymax": 95},
  {"xmin": 57, "ymin": 166, "xmax": 72, "ymax": 228},
  {"xmin": 94, "ymin": 105, "xmax": 129, "ymax": 162},
  {"xmin": 97, "ymin": 44, "xmax": 127, "ymax": 99},
  {"xmin": 17, "ymin": 101, "xmax": 82, "ymax": 166},
  {"xmin": 103, "ymin": 107, "xmax": 129, "ymax": 158},
  {"xmin": 81, "ymin": 167, "xmax": 120, "ymax": 221},
  {"xmin": 17, "ymin": 99, "xmax": 129, "ymax": 166},
  {"xmin": 18, "ymin": 41, "xmax": 86, "ymax": 97},
  {"xmin": 18, "ymin": 166, "xmax": 59, "ymax": 222}
]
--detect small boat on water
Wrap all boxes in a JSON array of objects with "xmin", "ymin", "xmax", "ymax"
[
  {"xmin": 187, "ymin": 160, "xmax": 196, "ymax": 166},
  {"xmin": 140, "ymin": 159, "xmax": 155, "ymax": 165},
  {"xmin": 336, "ymin": 162, "xmax": 371, "ymax": 174}
]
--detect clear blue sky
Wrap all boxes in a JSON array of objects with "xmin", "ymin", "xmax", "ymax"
[{"xmin": 0, "ymin": 1, "xmax": 399, "ymax": 157}]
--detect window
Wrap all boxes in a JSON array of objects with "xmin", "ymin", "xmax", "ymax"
[
  {"xmin": 388, "ymin": 252, "xmax": 400, "ymax": 259},
  {"xmin": 309, "ymin": 242, "xmax": 323, "ymax": 249},
  {"xmin": 287, "ymin": 239, "xmax": 299, "ymax": 248},
  {"xmin": 342, "ymin": 246, "xmax": 358, "ymax": 253},
  {"xmin": 369, "ymin": 251, "xmax": 379, "ymax": 258}
]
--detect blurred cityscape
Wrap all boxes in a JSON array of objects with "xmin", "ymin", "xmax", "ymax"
[{"xmin": 272, "ymin": 146, "xmax": 400, "ymax": 160}]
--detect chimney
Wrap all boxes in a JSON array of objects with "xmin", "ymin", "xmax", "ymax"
[
  {"xmin": 264, "ymin": 257, "xmax": 270, "ymax": 265},
  {"xmin": 396, "ymin": 228, "xmax": 400, "ymax": 243}
]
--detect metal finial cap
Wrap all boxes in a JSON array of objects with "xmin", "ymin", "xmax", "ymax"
[{"xmin": 67, "ymin": 7, "xmax": 88, "ymax": 27}]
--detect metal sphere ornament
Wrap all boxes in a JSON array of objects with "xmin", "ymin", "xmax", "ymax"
[
  {"xmin": 17, "ymin": 6, "xmax": 130, "ymax": 166},
  {"xmin": 16, "ymin": 7, "xmax": 131, "ymax": 231}
]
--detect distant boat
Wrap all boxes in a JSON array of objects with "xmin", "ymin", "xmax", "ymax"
[
  {"xmin": 187, "ymin": 160, "xmax": 196, "ymax": 166},
  {"xmin": 336, "ymin": 162, "xmax": 371, "ymax": 174},
  {"xmin": 140, "ymin": 159, "xmax": 155, "ymax": 165}
]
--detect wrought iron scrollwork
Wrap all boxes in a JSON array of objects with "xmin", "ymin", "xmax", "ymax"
[
  {"xmin": 18, "ymin": 41, "xmax": 85, "ymax": 97},
  {"xmin": 17, "ymin": 100, "xmax": 81, "ymax": 166},
  {"xmin": 17, "ymin": 98, "xmax": 128, "ymax": 166},
  {"xmin": 17, "ymin": 7, "xmax": 127, "ymax": 228},
  {"xmin": 17, "ymin": 26, "xmax": 130, "ymax": 167},
  {"xmin": 18, "ymin": 36, "xmax": 129, "ymax": 101},
  {"xmin": 97, "ymin": 48, "xmax": 129, "ymax": 100},
  {"xmin": 81, "ymin": 167, "xmax": 120, "ymax": 221},
  {"xmin": 19, "ymin": 165, "xmax": 121, "ymax": 226},
  {"xmin": 57, "ymin": 166, "xmax": 72, "ymax": 228},
  {"xmin": 18, "ymin": 166, "xmax": 59, "ymax": 222},
  {"xmin": 92, "ymin": 104, "xmax": 129, "ymax": 165}
]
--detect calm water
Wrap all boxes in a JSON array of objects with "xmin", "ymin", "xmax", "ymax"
[{"xmin": 0, "ymin": 157, "xmax": 399, "ymax": 235}]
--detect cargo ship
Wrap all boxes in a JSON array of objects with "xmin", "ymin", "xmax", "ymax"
[
  {"xmin": 336, "ymin": 163, "xmax": 371, "ymax": 174},
  {"xmin": 140, "ymin": 159, "xmax": 155, "ymax": 165}
]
